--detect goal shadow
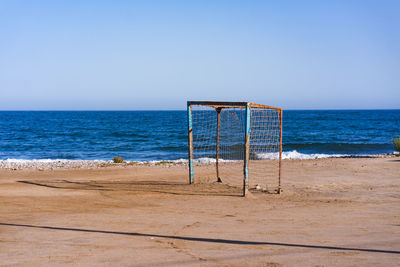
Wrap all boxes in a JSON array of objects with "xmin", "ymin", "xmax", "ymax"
[
  {"xmin": 17, "ymin": 179, "xmax": 244, "ymax": 197},
  {"xmin": 1, "ymin": 222, "xmax": 399, "ymax": 255}
]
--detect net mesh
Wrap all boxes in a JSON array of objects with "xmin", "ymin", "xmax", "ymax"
[
  {"xmin": 189, "ymin": 103, "xmax": 281, "ymax": 194},
  {"xmin": 249, "ymin": 108, "xmax": 281, "ymax": 192}
]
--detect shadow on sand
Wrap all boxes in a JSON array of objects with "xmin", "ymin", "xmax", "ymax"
[
  {"xmin": 18, "ymin": 179, "xmax": 246, "ymax": 197},
  {"xmin": 0, "ymin": 222, "xmax": 399, "ymax": 255}
]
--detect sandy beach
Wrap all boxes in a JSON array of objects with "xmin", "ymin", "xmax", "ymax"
[{"xmin": 0, "ymin": 156, "xmax": 399, "ymax": 266}]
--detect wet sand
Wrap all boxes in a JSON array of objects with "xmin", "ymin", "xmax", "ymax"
[{"xmin": 0, "ymin": 157, "xmax": 399, "ymax": 266}]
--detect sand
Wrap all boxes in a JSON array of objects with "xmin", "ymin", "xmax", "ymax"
[{"xmin": 0, "ymin": 157, "xmax": 399, "ymax": 266}]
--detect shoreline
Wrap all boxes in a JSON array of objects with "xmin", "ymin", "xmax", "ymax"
[{"xmin": 0, "ymin": 153, "xmax": 397, "ymax": 170}]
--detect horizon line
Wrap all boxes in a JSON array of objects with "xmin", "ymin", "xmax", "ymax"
[{"xmin": 0, "ymin": 108, "xmax": 399, "ymax": 112}]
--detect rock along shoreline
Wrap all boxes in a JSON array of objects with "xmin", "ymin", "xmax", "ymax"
[{"xmin": 0, "ymin": 153, "xmax": 396, "ymax": 170}]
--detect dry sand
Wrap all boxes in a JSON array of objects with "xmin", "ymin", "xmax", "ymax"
[{"xmin": 0, "ymin": 157, "xmax": 399, "ymax": 266}]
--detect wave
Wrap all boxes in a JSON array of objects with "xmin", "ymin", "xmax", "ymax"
[
  {"xmin": 0, "ymin": 151, "xmax": 361, "ymax": 164},
  {"xmin": 255, "ymin": 150, "xmax": 346, "ymax": 160},
  {"xmin": 145, "ymin": 158, "xmax": 236, "ymax": 164},
  {"xmin": 190, "ymin": 151, "xmax": 347, "ymax": 161}
]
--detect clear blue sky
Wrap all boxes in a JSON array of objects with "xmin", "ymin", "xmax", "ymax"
[{"xmin": 0, "ymin": 0, "xmax": 399, "ymax": 110}]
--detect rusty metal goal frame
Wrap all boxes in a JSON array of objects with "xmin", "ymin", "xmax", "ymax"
[{"xmin": 187, "ymin": 101, "xmax": 283, "ymax": 197}]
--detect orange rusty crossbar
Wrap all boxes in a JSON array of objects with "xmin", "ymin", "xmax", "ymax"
[{"xmin": 187, "ymin": 101, "xmax": 282, "ymax": 111}]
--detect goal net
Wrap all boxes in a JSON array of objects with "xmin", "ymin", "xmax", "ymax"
[{"xmin": 187, "ymin": 101, "xmax": 282, "ymax": 196}]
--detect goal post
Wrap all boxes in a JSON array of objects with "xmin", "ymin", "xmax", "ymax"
[{"xmin": 187, "ymin": 101, "xmax": 283, "ymax": 197}]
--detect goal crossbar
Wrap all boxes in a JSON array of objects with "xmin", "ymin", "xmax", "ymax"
[{"xmin": 187, "ymin": 101, "xmax": 282, "ymax": 111}]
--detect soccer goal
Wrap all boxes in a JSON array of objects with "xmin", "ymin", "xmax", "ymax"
[{"xmin": 187, "ymin": 101, "xmax": 283, "ymax": 196}]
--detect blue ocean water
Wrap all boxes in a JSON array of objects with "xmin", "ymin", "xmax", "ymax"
[{"xmin": 0, "ymin": 110, "xmax": 399, "ymax": 161}]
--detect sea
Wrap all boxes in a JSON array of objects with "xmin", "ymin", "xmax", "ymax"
[{"xmin": 0, "ymin": 110, "xmax": 399, "ymax": 162}]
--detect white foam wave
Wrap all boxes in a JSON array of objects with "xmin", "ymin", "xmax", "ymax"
[
  {"xmin": 256, "ymin": 150, "xmax": 345, "ymax": 160},
  {"xmin": 0, "ymin": 151, "xmax": 344, "ymax": 166},
  {"xmin": 194, "ymin": 157, "xmax": 237, "ymax": 163},
  {"xmin": 146, "ymin": 158, "xmax": 236, "ymax": 164}
]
